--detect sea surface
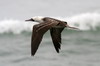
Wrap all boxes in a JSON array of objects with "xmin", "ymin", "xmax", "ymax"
[{"xmin": 0, "ymin": 0, "xmax": 100, "ymax": 66}]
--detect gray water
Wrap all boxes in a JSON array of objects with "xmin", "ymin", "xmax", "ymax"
[
  {"xmin": 0, "ymin": 30, "xmax": 100, "ymax": 66},
  {"xmin": 0, "ymin": 0, "xmax": 100, "ymax": 66}
]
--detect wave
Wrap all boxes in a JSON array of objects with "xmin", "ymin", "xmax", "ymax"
[
  {"xmin": 0, "ymin": 19, "xmax": 36, "ymax": 34},
  {"xmin": 65, "ymin": 12, "xmax": 100, "ymax": 30},
  {"xmin": 0, "ymin": 12, "xmax": 100, "ymax": 34}
]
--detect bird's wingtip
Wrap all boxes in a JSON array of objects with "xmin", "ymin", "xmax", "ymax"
[{"xmin": 31, "ymin": 54, "xmax": 35, "ymax": 56}]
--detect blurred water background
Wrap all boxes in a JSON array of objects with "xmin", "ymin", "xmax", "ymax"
[{"xmin": 0, "ymin": 0, "xmax": 100, "ymax": 66}]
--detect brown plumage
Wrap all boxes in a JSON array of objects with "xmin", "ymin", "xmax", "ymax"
[{"xmin": 25, "ymin": 17, "xmax": 78, "ymax": 56}]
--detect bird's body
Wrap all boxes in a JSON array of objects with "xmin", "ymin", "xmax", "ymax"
[{"xmin": 25, "ymin": 16, "xmax": 78, "ymax": 56}]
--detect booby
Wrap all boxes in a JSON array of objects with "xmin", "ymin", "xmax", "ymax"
[{"xmin": 25, "ymin": 16, "xmax": 78, "ymax": 56}]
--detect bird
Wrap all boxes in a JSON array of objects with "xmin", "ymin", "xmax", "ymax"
[{"xmin": 25, "ymin": 16, "xmax": 78, "ymax": 56}]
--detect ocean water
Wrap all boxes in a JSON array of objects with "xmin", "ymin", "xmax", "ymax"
[{"xmin": 0, "ymin": 0, "xmax": 100, "ymax": 66}]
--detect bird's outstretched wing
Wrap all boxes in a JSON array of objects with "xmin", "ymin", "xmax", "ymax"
[
  {"xmin": 50, "ymin": 27, "xmax": 65, "ymax": 53},
  {"xmin": 31, "ymin": 21, "xmax": 58, "ymax": 56},
  {"xmin": 44, "ymin": 17, "xmax": 66, "ymax": 53}
]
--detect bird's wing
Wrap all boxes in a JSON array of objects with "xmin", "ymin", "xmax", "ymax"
[
  {"xmin": 50, "ymin": 27, "xmax": 65, "ymax": 53},
  {"xmin": 31, "ymin": 21, "xmax": 58, "ymax": 56}
]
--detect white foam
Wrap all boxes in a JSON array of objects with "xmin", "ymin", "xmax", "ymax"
[
  {"xmin": 0, "ymin": 12, "xmax": 100, "ymax": 34},
  {"xmin": 0, "ymin": 19, "xmax": 37, "ymax": 34},
  {"xmin": 63, "ymin": 12, "xmax": 100, "ymax": 30}
]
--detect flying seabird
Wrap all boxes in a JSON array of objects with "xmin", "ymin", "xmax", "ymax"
[{"xmin": 25, "ymin": 16, "xmax": 78, "ymax": 56}]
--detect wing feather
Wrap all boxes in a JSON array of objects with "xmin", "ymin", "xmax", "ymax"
[
  {"xmin": 50, "ymin": 27, "xmax": 65, "ymax": 53},
  {"xmin": 31, "ymin": 21, "xmax": 58, "ymax": 56}
]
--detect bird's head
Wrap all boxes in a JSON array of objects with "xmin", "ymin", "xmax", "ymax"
[{"xmin": 25, "ymin": 16, "xmax": 44, "ymax": 23}]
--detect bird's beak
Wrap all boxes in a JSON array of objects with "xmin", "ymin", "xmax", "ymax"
[
  {"xmin": 25, "ymin": 18, "xmax": 34, "ymax": 22},
  {"xmin": 66, "ymin": 24, "xmax": 78, "ymax": 29}
]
